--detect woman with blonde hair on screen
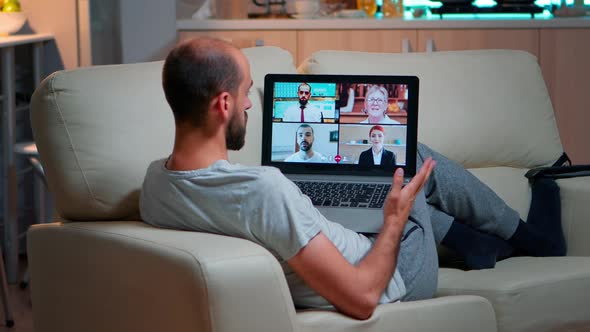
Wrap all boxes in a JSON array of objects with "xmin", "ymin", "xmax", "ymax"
[{"xmin": 361, "ymin": 85, "xmax": 400, "ymax": 124}]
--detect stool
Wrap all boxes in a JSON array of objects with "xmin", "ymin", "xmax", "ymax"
[
  {"xmin": 13, "ymin": 142, "xmax": 52, "ymax": 289},
  {"xmin": 0, "ymin": 247, "xmax": 13, "ymax": 327}
]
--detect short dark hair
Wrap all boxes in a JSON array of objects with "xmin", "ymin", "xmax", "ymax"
[
  {"xmin": 297, "ymin": 123, "xmax": 314, "ymax": 135},
  {"xmin": 162, "ymin": 38, "xmax": 243, "ymax": 127},
  {"xmin": 298, "ymin": 83, "xmax": 311, "ymax": 93}
]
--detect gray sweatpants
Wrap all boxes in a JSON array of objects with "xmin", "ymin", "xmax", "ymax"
[{"xmin": 397, "ymin": 143, "xmax": 521, "ymax": 301}]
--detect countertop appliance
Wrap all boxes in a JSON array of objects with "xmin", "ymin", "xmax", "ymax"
[{"xmin": 431, "ymin": 0, "xmax": 544, "ymax": 17}]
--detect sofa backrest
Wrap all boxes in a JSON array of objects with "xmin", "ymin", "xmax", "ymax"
[
  {"xmin": 31, "ymin": 46, "xmax": 296, "ymax": 221},
  {"xmin": 300, "ymin": 50, "xmax": 564, "ymax": 169}
]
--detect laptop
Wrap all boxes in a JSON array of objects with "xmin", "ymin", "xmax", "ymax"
[{"xmin": 262, "ymin": 74, "xmax": 419, "ymax": 233}]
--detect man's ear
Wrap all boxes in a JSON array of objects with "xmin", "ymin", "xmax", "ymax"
[{"xmin": 211, "ymin": 92, "xmax": 232, "ymax": 121}]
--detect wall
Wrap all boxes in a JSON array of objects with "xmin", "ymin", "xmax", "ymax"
[
  {"xmin": 119, "ymin": 0, "xmax": 177, "ymax": 63},
  {"xmin": 22, "ymin": 0, "xmax": 177, "ymax": 71}
]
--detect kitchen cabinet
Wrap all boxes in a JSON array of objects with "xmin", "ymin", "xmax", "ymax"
[
  {"xmin": 416, "ymin": 29, "xmax": 539, "ymax": 56},
  {"xmin": 540, "ymin": 28, "xmax": 590, "ymax": 164},
  {"xmin": 297, "ymin": 30, "xmax": 417, "ymax": 64},
  {"xmin": 296, "ymin": 29, "xmax": 538, "ymax": 63},
  {"xmin": 178, "ymin": 30, "xmax": 297, "ymax": 57}
]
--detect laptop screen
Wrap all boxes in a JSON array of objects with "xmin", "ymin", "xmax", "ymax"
[{"xmin": 261, "ymin": 74, "xmax": 419, "ymax": 177}]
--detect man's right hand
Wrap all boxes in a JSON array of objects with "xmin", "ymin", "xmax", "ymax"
[
  {"xmin": 383, "ymin": 157, "xmax": 435, "ymax": 230},
  {"xmin": 287, "ymin": 158, "xmax": 435, "ymax": 320}
]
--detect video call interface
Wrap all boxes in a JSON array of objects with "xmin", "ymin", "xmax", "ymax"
[{"xmin": 269, "ymin": 81, "xmax": 410, "ymax": 170}]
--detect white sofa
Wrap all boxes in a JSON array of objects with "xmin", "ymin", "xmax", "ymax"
[{"xmin": 28, "ymin": 46, "xmax": 590, "ymax": 332}]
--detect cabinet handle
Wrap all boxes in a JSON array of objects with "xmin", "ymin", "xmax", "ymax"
[
  {"xmin": 426, "ymin": 39, "xmax": 435, "ymax": 53},
  {"xmin": 401, "ymin": 38, "xmax": 410, "ymax": 53}
]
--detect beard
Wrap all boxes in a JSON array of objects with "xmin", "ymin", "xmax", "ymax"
[
  {"xmin": 299, "ymin": 98, "xmax": 309, "ymax": 106},
  {"xmin": 226, "ymin": 109, "xmax": 247, "ymax": 151},
  {"xmin": 299, "ymin": 141, "xmax": 312, "ymax": 152}
]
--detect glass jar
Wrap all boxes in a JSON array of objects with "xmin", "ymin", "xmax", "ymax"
[
  {"xmin": 359, "ymin": 0, "xmax": 377, "ymax": 17},
  {"xmin": 382, "ymin": 0, "xmax": 403, "ymax": 17}
]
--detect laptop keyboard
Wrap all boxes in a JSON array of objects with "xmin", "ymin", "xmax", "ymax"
[{"xmin": 293, "ymin": 181, "xmax": 391, "ymax": 209}]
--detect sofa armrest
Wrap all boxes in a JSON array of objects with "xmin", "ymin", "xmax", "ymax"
[
  {"xmin": 558, "ymin": 176, "xmax": 590, "ymax": 256},
  {"xmin": 297, "ymin": 295, "xmax": 497, "ymax": 332},
  {"xmin": 28, "ymin": 221, "xmax": 299, "ymax": 332}
]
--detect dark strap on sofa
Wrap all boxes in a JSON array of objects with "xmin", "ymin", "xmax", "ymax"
[{"xmin": 525, "ymin": 152, "xmax": 590, "ymax": 181}]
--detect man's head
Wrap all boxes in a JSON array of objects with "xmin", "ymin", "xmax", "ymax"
[
  {"xmin": 296, "ymin": 124, "xmax": 315, "ymax": 152},
  {"xmin": 162, "ymin": 38, "xmax": 252, "ymax": 150},
  {"xmin": 364, "ymin": 85, "xmax": 389, "ymax": 120},
  {"xmin": 297, "ymin": 83, "xmax": 312, "ymax": 107}
]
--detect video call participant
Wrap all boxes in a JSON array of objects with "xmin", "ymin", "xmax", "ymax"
[
  {"xmin": 282, "ymin": 83, "xmax": 323, "ymax": 123},
  {"xmin": 358, "ymin": 125, "xmax": 396, "ymax": 169},
  {"xmin": 338, "ymin": 85, "xmax": 400, "ymax": 124},
  {"xmin": 284, "ymin": 124, "xmax": 325, "ymax": 162},
  {"xmin": 361, "ymin": 86, "xmax": 400, "ymax": 124}
]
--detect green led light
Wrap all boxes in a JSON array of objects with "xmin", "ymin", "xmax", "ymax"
[
  {"xmin": 404, "ymin": 0, "xmax": 587, "ymax": 7},
  {"xmin": 432, "ymin": 11, "xmax": 553, "ymax": 19}
]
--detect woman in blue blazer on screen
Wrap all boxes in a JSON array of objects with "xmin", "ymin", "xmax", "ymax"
[{"xmin": 358, "ymin": 125, "xmax": 396, "ymax": 169}]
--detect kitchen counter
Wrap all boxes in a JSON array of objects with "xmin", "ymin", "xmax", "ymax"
[{"xmin": 177, "ymin": 14, "xmax": 590, "ymax": 30}]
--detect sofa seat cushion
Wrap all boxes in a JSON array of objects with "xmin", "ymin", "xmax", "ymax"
[
  {"xmin": 438, "ymin": 256, "xmax": 590, "ymax": 332},
  {"xmin": 297, "ymin": 296, "xmax": 497, "ymax": 332}
]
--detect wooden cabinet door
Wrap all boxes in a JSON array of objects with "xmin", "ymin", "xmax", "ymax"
[
  {"xmin": 178, "ymin": 30, "xmax": 298, "ymax": 60},
  {"xmin": 297, "ymin": 30, "xmax": 418, "ymax": 64},
  {"xmin": 540, "ymin": 29, "xmax": 590, "ymax": 164},
  {"xmin": 417, "ymin": 29, "xmax": 539, "ymax": 57}
]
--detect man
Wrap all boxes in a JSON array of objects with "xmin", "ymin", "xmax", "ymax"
[
  {"xmin": 284, "ymin": 124, "xmax": 325, "ymax": 162},
  {"xmin": 140, "ymin": 38, "xmax": 565, "ymax": 320},
  {"xmin": 282, "ymin": 83, "xmax": 323, "ymax": 122}
]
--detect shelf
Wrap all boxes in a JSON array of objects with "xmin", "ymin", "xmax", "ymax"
[
  {"xmin": 342, "ymin": 111, "xmax": 407, "ymax": 116},
  {"xmin": 343, "ymin": 143, "xmax": 406, "ymax": 147},
  {"xmin": 16, "ymin": 104, "xmax": 28, "ymax": 113},
  {"xmin": 0, "ymin": 95, "xmax": 31, "ymax": 113},
  {"xmin": 354, "ymin": 97, "xmax": 407, "ymax": 101}
]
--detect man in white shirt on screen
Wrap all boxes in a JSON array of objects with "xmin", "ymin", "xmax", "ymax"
[{"xmin": 282, "ymin": 83, "xmax": 323, "ymax": 123}]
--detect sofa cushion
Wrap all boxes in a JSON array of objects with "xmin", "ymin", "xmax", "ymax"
[
  {"xmin": 300, "ymin": 50, "xmax": 563, "ymax": 169},
  {"xmin": 438, "ymin": 256, "xmax": 590, "ymax": 332},
  {"xmin": 31, "ymin": 46, "xmax": 296, "ymax": 221},
  {"xmin": 28, "ymin": 221, "xmax": 299, "ymax": 332},
  {"xmin": 467, "ymin": 167, "xmax": 530, "ymax": 220}
]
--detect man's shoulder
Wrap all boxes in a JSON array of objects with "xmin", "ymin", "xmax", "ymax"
[
  {"xmin": 233, "ymin": 163, "xmax": 285, "ymax": 183},
  {"xmin": 143, "ymin": 158, "xmax": 168, "ymax": 179},
  {"xmin": 284, "ymin": 104, "xmax": 299, "ymax": 112},
  {"xmin": 384, "ymin": 116, "xmax": 400, "ymax": 124},
  {"xmin": 284, "ymin": 153, "xmax": 299, "ymax": 162},
  {"xmin": 240, "ymin": 165, "xmax": 295, "ymax": 197}
]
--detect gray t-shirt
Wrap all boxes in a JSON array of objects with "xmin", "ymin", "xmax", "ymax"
[{"xmin": 140, "ymin": 158, "xmax": 407, "ymax": 308}]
